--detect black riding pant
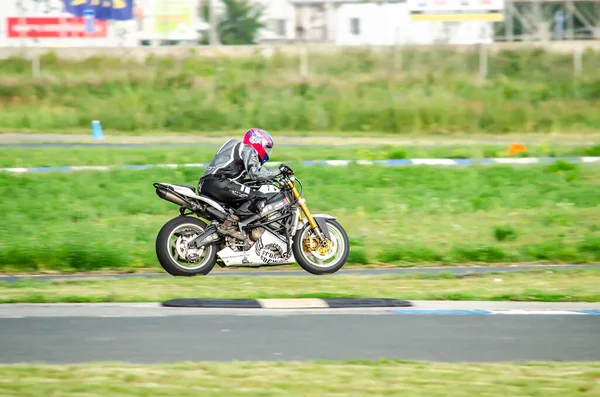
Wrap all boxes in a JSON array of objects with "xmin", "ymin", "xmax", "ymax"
[{"xmin": 199, "ymin": 176, "xmax": 266, "ymax": 212}]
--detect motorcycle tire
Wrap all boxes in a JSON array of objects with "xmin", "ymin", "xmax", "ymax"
[
  {"xmin": 155, "ymin": 215, "xmax": 218, "ymax": 276},
  {"xmin": 292, "ymin": 218, "xmax": 350, "ymax": 275}
]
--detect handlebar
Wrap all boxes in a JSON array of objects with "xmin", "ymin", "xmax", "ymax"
[{"xmin": 278, "ymin": 163, "xmax": 294, "ymax": 176}]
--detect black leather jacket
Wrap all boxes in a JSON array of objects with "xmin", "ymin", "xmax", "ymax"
[{"xmin": 201, "ymin": 139, "xmax": 279, "ymax": 182}]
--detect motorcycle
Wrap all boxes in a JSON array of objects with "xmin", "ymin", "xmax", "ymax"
[{"xmin": 152, "ymin": 163, "xmax": 350, "ymax": 276}]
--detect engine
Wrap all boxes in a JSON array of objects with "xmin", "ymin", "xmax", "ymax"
[
  {"xmin": 249, "ymin": 211, "xmax": 285, "ymax": 242},
  {"xmin": 249, "ymin": 227, "xmax": 265, "ymax": 242}
]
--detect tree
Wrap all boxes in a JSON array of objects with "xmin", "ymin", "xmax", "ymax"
[{"xmin": 202, "ymin": 0, "xmax": 265, "ymax": 45}]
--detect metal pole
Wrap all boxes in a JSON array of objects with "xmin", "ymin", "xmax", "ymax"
[
  {"xmin": 393, "ymin": 26, "xmax": 401, "ymax": 73},
  {"xmin": 209, "ymin": 0, "xmax": 219, "ymax": 45},
  {"xmin": 506, "ymin": 1, "xmax": 513, "ymax": 42},
  {"xmin": 479, "ymin": 27, "xmax": 488, "ymax": 82},
  {"xmin": 300, "ymin": 42, "xmax": 309, "ymax": 79},
  {"xmin": 32, "ymin": 52, "xmax": 40, "ymax": 79},
  {"xmin": 567, "ymin": 1, "xmax": 575, "ymax": 39},
  {"xmin": 533, "ymin": 0, "xmax": 542, "ymax": 41},
  {"xmin": 325, "ymin": 0, "xmax": 334, "ymax": 42},
  {"xmin": 32, "ymin": 34, "xmax": 40, "ymax": 79},
  {"xmin": 573, "ymin": 47, "xmax": 582, "ymax": 76},
  {"xmin": 597, "ymin": 3, "xmax": 600, "ymax": 39},
  {"xmin": 597, "ymin": 2, "xmax": 600, "ymax": 39}
]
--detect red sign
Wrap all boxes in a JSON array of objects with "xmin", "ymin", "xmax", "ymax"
[{"xmin": 6, "ymin": 17, "xmax": 108, "ymax": 39}]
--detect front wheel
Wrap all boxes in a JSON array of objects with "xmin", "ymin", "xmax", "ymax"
[
  {"xmin": 156, "ymin": 216, "xmax": 218, "ymax": 276},
  {"xmin": 292, "ymin": 219, "xmax": 349, "ymax": 275}
]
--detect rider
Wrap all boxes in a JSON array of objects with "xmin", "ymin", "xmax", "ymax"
[{"xmin": 198, "ymin": 128, "xmax": 279, "ymax": 240}]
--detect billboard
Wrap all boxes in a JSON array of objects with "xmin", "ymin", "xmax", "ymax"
[
  {"xmin": 63, "ymin": 0, "xmax": 134, "ymax": 21},
  {"xmin": 408, "ymin": 0, "xmax": 505, "ymax": 21},
  {"xmin": 152, "ymin": 0, "xmax": 198, "ymax": 40},
  {"xmin": 0, "ymin": 0, "xmax": 139, "ymax": 46},
  {"xmin": 0, "ymin": 0, "xmax": 199, "ymax": 46},
  {"xmin": 6, "ymin": 17, "xmax": 108, "ymax": 38}
]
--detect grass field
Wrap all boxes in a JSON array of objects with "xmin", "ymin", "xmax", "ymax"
[
  {"xmin": 1, "ymin": 360, "xmax": 598, "ymax": 397},
  {"xmin": 1, "ymin": 156, "xmax": 599, "ymax": 272},
  {"xmin": 2, "ymin": 144, "xmax": 600, "ymax": 168},
  {"xmin": 2, "ymin": 269, "xmax": 599, "ymax": 303},
  {"xmin": 2, "ymin": 47, "xmax": 600, "ymax": 134}
]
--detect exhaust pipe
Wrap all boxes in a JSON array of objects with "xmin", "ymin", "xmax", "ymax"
[
  {"xmin": 154, "ymin": 184, "xmax": 228, "ymax": 221},
  {"xmin": 155, "ymin": 187, "xmax": 189, "ymax": 208}
]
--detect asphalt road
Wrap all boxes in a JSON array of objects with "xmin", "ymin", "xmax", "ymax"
[
  {"xmin": 1, "ymin": 264, "xmax": 598, "ymax": 284},
  {"xmin": 1, "ymin": 303, "xmax": 599, "ymax": 364}
]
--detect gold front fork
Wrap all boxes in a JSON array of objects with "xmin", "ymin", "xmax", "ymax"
[{"xmin": 289, "ymin": 181, "xmax": 318, "ymax": 229}]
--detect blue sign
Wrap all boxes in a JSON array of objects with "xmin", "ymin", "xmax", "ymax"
[
  {"xmin": 83, "ymin": 8, "xmax": 95, "ymax": 34},
  {"xmin": 64, "ymin": 0, "xmax": 134, "ymax": 21}
]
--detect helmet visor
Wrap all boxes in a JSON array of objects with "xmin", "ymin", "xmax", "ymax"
[{"xmin": 264, "ymin": 146, "xmax": 273, "ymax": 162}]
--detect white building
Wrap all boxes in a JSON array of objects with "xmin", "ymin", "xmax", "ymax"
[
  {"xmin": 276, "ymin": 0, "xmax": 494, "ymax": 45},
  {"xmin": 253, "ymin": 0, "xmax": 297, "ymax": 41}
]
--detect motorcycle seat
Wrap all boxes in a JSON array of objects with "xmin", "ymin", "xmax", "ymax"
[{"xmin": 172, "ymin": 184, "xmax": 198, "ymax": 194}]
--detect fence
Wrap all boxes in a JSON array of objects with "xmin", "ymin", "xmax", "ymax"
[
  {"xmin": 3, "ymin": 40, "xmax": 599, "ymax": 80},
  {"xmin": 2, "ymin": 40, "xmax": 599, "ymax": 135}
]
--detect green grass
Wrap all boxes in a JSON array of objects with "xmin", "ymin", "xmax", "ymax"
[
  {"xmin": 1, "ymin": 162, "xmax": 599, "ymax": 272},
  {"xmin": 1, "ymin": 360, "xmax": 598, "ymax": 397},
  {"xmin": 2, "ymin": 47, "xmax": 600, "ymax": 134},
  {"xmin": 1, "ymin": 269, "xmax": 599, "ymax": 303},
  {"xmin": 1, "ymin": 144, "xmax": 600, "ymax": 168}
]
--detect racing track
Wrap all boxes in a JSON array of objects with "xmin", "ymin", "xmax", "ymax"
[{"xmin": 1, "ymin": 302, "xmax": 599, "ymax": 364}]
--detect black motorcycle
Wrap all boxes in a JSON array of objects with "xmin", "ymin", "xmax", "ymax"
[{"xmin": 153, "ymin": 164, "xmax": 350, "ymax": 276}]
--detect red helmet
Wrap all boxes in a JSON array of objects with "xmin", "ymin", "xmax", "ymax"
[{"xmin": 243, "ymin": 128, "xmax": 274, "ymax": 164}]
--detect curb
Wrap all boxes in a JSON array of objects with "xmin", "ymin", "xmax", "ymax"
[
  {"xmin": 2, "ymin": 156, "xmax": 599, "ymax": 173},
  {"xmin": 161, "ymin": 298, "xmax": 413, "ymax": 309}
]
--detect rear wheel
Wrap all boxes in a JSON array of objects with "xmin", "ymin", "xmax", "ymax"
[
  {"xmin": 292, "ymin": 219, "xmax": 349, "ymax": 275},
  {"xmin": 156, "ymin": 216, "xmax": 218, "ymax": 276}
]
